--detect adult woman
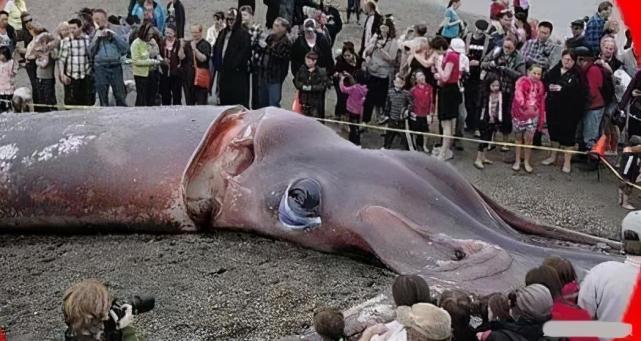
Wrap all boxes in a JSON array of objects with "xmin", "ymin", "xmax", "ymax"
[
  {"xmin": 433, "ymin": 36, "xmax": 461, "ymax": 161},
  {"xmin": 525, "ymin": 266, "xmax": 597, "ymax": 341},
  {"xmin": 362, "ymin": 18, "xmax": 398, "ymax": 123},
  {"xmin": 130, "ymin": 22, "xmax": 162, "ymax": 106},
  {"xmin": 32, "ymin": 29, "xmax": 56, "ymax": 112},
  {"xmin": 440, "ymin": 0, "xmax": 462, "ymax": 42},
  {"xmin": 542, "ymin": 50, "xmax": 587, "ymax": 174},
  {"xmin": 213, "ymin": 8, "xmax": 251, "ymax": 107},
  {"xmin": 333, "ymin": 42, "xmax": 360, "ymax": 121},
  {"xmin": 290, "ymin": 18, "xmax": 334, "ymax": 78},
  {"xmin": 159, "ymin": 24, "xmax": 182, "ymax": 105}
]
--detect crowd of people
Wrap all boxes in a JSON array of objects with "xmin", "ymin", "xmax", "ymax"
[
  {"xmin": 5, "ymin": 0, "xmax": 641, "ymax": 204},
  {"xmin": 308, "ymin": 210, "xmax": 641, "ymax": 341},
  {"xmin": 0, "ymin": 1, "xmax": 639, "ymax": 340}
]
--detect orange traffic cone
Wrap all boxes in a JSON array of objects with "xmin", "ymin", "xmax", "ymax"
[{"xmin": 591, "ymin": 134, "xmax": 608, "ymax": 158}]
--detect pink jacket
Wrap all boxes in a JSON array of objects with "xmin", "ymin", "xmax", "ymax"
[
  {"xmin": 340, "ymin": 82, "xmax": 368, "ymax": 116},
  {"xmin": 512, "ymin": 75, "xmax": 546, "ymax": 129}
]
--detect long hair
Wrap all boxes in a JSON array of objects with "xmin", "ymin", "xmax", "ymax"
[{"xmin": 447, "ymin": 0, "xmax": 460, "ymax": 8}]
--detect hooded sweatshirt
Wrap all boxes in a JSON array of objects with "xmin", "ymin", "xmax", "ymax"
[{"xmin": 339, "ymin": 82, "xmax": 368, "ymax": 116}]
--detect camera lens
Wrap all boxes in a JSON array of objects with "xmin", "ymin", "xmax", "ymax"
[{"xmin": 128, "ymin": 295, "xmax": 155, "ymax": 315}]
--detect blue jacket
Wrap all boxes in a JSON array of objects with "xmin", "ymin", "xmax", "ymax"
[
  {"xmin": 90, "ymin": 26, "xmax": 129, "ymax": 66},
  {"xmin": 131, "ymin": 1, "xmax": 166, "ymax": 33}
]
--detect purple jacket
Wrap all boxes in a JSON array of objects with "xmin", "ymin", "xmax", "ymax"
[{"xmin": 340, "ymin": 82, "xmax": 368, "ymax": 116}]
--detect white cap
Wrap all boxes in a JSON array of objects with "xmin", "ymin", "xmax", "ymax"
[
  {"xmin": 450, "ymin": 38, "xmax": 466, "ymax": 54},
  {"xmin": 622, "ymin": 211, "xmax": 641, "ymax": 241}
]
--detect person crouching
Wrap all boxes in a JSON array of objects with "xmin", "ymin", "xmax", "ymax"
[{"xmin": 294, "ymin": 51, "xmax": 330, "ymax": 119}]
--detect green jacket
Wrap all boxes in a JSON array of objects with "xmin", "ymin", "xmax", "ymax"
[{"xmin": 130, "ymin": 38, "xmax": 160, "ymax": 78}]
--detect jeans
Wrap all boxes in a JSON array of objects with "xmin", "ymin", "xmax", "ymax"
[
  {"xmin": 582, "ymin": 107, "xmax": 605, "ymax": 149},
  {"xmin": 264, "ymin": 82, "xmax": 283, "ymax": 107},
  {"xmin": 94, "ymin": 64, "xmax": 127, "ymax": 106}
]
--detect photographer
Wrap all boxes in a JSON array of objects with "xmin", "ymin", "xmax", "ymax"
[
  {"xmin": 62, "ymin": 279, "xmax": 146, "ymax": 341},
  {"xmin": 90, "ymin": 9, "xmax": 129, "ymax": 107}
]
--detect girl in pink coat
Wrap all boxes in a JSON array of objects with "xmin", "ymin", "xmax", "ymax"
[{"xmin": 511, "ymin": 64, "xmax": 546, "ymax": 173}]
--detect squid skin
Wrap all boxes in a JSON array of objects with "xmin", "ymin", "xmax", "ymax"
[{"xmin": 0, "ymin": 106, "xmax": 620, "ymax": 295}]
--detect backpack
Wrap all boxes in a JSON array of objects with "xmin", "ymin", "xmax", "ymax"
[{"xmin": 593, "ymin": 63, "xmax": 615, "ymax": 105}]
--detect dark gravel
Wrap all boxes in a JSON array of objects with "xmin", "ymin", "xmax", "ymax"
[{"xmin": 1, "ymin": 0, "xmax": 627, "ymax": 340}]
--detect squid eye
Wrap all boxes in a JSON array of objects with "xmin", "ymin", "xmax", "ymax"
[{"xmin": 278, "ymin": 178, "xmax": 322, "ymax": 231}]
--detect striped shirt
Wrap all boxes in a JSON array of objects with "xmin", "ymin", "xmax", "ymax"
[
  {"xmin": 384, "ymin": 88, "xmax": 412, "ymax": 121},
  {"xmin": 58, "ymin": 35, "xmax": 92, "ymax": 80}
]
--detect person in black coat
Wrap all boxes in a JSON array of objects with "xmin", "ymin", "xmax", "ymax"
[
  {"xmin": 321, "ymin": 0, "xmax": 342, "ymax": 45},
  {"xmin": 166, "ymin": 0, "xmax": 186, "ymax": 39},
  {"xmin": 238, "ymin": 0, "xmax": 256, "ymax": 13},
  {"xmin": 542, "ymin": 49, "xmax": 588, "ymax": 173},
  {"xmin": 359, "ymin": 1, "xmax": 383, "ymax": 57},
  {"xmin": 264, "ymin": 0, "xmax": 319, "ymax": 29},
  {"xmin": 213, "ymin": 9, "xmax": 252, "ymax": 107},
  {"xmin": 291, "ymin": 19, "xmax": 334, "ymax": 77}
]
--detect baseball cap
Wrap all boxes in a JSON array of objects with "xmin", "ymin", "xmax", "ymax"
[
  {"xmin": 574, "ymin": 46, "xmax": 594, "ymax": 58},
  {"xmin": 396, "ymin": 303, "xmax": 452, "ymax": 340},
  {"xmin": 571, "ymin": 19, "xmax": 585, "ymax": 28},
  {"xmin": 622, "ymin": 211, "xmax": 641, "ymax": 241}
]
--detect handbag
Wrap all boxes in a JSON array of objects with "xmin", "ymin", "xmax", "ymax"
[
  {"xmin": 292, "ymin": 91, "xmax": 302, "ymax": 114},
  {"xmin": 193, "ymin": 50, "xmax": 210, "ymax": 89}
]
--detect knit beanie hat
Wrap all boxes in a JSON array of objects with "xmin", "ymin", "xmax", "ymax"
[{"xmin": 513, "ymin": 284, "xmax": 553, "ymax": 323}]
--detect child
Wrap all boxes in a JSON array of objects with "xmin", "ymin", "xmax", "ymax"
[
  {"xmin": 475, "ymin": 77, "xmax": 502, "ymax": 169},
  {"xmin": 383, "ymin": 74, "xmax": 412, "ymax": 150},
  {"xmin": 0, "ymin": 46, "xmax": 18, "ymax": 113},
  {"xmin": 339, "ymin": 71, "xmax": 368, "ymax": 146},
  {"xmin": 294, "ymin": 51, "xmax": 330, "ymax": 118},
  {"xmin": 511, "ymin": 64, "xmax": 546, "ymax": 173},
  {"xmin": 409, "ymin": 70, "xmax": 433, "ymax": 152}
]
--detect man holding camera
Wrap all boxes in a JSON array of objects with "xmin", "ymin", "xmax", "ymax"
[
  {"xmin": 60, "ymin": 279, "xmax": 154, "ymax": 341},
  {"xmin": 90, "ymin": 9, "xmax": 129, "ymax": 107}
]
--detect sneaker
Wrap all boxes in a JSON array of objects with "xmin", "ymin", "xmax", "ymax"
[
  {"xmin": 474, "ymin": 130, "xmax": 481, "ymax": 138},
  {"xmin": 541, "ymin": 157, "xmax": 556, "ymax": 166},
  {"xmin": 474, "ymin": 160, "xmax": 485, "ymax": 169},
  {"xmin": 512, "ymin": 162, "xmax": 521, "ymax": 171},
  {"xmin": 444, "ymin": 149, "xmax": 454, "ymax": 161},
  {"xmin": 524, "ymin": 163, "xmax": 533, "ymax": 173}
]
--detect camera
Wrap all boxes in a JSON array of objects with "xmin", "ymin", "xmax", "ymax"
[{"xmin": 103, "ymin": 295, "xmax": 155, "ymax": 340}]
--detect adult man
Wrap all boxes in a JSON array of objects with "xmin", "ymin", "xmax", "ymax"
[
  {"xmin": 0, "ymin": 11, "xmax": 17, "ymax": 53},
  {"xmin": 575, "ymin": 46, "xmax": 606, "ymax": 151},
  {"xmin": 259, "ymin": 17, "xmax": 291, "ymax": 108},
  {"xmin": 359, "ymin": 0, "xmax": 382, "ymax": 58},
  {"xmin": 165, "ymin": 0, "xmax": 185, "ymax": 39},
  {"xmin": 520, "ymin": 21, "xmax": 558, "ymax": 71},
  {"xmin": 264, "ymin": 0, "xmax": 319, "ymax": 29},
  {"xmin": 131, "ymin": 0, "xmax": 165, "ymax": 32},
  {"xmin": 578, "ymin": 211, "xmax": 641, "ymax": 324},
  {"xmin": 599, "ymin": 36, "xmax": 623, "ymax": 74},
  {"xmin": 187, "ymin": 24, "xmax": 210, "ymax": 105},
  {"xmin": 481, "ymin": 36, "xmax": 526, "ymax": 146},
  {"xmin": 213, "ymin": 9, "xmax": 251, "ymax": 107},
  {"xmin": 585, "ymin": 1, "xmax": 613, "ymax": 54},
  {"xmin": 58, "ymin": 18, "xmax": 94, "ymax": 106},
  {"xmin": 464, "ymin": 19, "xmax": 491, "ymax": 135},
  {"xmin": 620, "ymin": 45, "xmax": 639, "ymax": 79},
  {"xmin": 90, "ymin": 9, "xmax": 128, "ymax": 107},
  {"xmin": 241, "ymin": 5, "xmax": 267, "ymax": 109},
  {"xmin": 487, "ymin": 9, "xmax": 515, "ymax": 51},
  {"xmin": 565, "ymin": 18, "xmax": 587, "ymax": 50}
]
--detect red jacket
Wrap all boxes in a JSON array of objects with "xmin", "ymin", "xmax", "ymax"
[
  {"xmin": 410, "ymin": 83, "xmax": 433, "ymax": 117},
  {"xmin": 551, "ymin": 298, "xmax": 599, "ymax": 341}
]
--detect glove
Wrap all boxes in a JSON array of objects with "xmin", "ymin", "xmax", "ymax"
[
  {"xmin": 109, "ymin": 304, "xmax": 134, "ymax": 330},
  {"xmin": 302, "ymin": 85, "xmax": 312, "ymax": 91}
]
